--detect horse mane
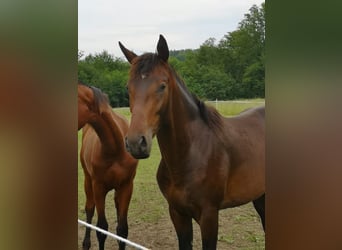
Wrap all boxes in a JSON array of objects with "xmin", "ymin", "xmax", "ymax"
[
  {"xmin": 194, "ymin": 96, "xmax": 223, "ymax": 130},
  {"xmin": 89, "ymin": 86, "xmax": 110, "ymax": 114},
  {"xmin": 131, "ymin": 53, "xmax": 223, "ymax": 131},
  {"xmin": 79, "ymin": 80, "xmax": 110, "ymax": 114},
  {"xmin": 172, "ymin": 70, "xmax": 223, "ymax": 131}
]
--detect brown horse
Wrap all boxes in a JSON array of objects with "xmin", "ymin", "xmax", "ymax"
[
  {"xmin": 119, "ymin": 35, "xmax": 265, "ymax": 250},
  {"xmin": 78, "ymin": 82, "xmax": 138, "ymax": 250}
]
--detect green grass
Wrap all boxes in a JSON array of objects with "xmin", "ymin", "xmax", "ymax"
[
  {"xmin": 78, "ymin": 99, "xmax": 265, "ymax": 249},
  {"xmin": 218, "ymin": 234, "xmax": 235, "ymax": 244},
  {"xmin": 112, "ymin": 107, "xmax": 131, "ymax": 118}
]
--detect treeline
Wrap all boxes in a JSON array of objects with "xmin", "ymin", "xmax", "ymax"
[{"xmin": 78, "ymin": 3, "xmax": 264, "ymax": 107}]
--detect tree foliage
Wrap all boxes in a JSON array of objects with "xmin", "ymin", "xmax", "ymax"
[
  {"xmin": 78, "ymin": 51, "xmax": 130, "ymax": 107},
  {"xmin": 78, "ymin": 3, "xmax": 265, "ymax": 107}
]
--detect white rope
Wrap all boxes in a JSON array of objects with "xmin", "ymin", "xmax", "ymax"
[{"xmin": 78, "ymin": 219, "xmax": 151, "ymax": 250}]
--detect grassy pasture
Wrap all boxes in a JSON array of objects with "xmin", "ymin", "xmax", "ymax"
[{"xmin": 78, "ymin": 99, "xmax": 265, "ymax": 249}]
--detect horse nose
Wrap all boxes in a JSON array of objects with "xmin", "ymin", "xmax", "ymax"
[
  {"xmin": 125, "ymin": 135, "xmax": 146, "ymax": 150},
  {"xmin": 125, "ymin": 135, "xmax": 150, "ymax": 159},
  {"xmin": 138, "ymin": 135, "xmax": 147, "ymax": 148}
]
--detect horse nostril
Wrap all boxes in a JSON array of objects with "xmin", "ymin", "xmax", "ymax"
[
  {"xmin": 139, "ymin": 136, "xmax": 147, "ymax": 148},
  {"xmin": 125, "ymin": 137, "xmax": 130, "ymax": 151}
]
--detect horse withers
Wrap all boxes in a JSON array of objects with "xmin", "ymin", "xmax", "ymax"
[{"xmin": 119, "ymin": 35, "xmax": 265, "ymax": 250}]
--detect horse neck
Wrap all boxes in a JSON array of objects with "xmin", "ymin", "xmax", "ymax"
[
  {"xmin": 88, "ymin": 106, "xmax": 125, "ymax": 156},
  {"xmin": 157, "ymin": 79, "xmax": 201, "ymax": 163}
]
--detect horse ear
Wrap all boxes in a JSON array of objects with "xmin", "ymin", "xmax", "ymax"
[
  {"xmin": 118, "ymin": 41, "xmax": 137, "ymax": 64},
  {"xmin": 157, "ymin": 34, "xmax": 169, "ymax": 62}
]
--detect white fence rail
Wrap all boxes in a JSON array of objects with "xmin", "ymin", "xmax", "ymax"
[
  {"xmin": 206, "ymin": 99, "xmax": 265, "ymax": 109},
  {"xmin": 78, "ymin": 219, "xmax": 150, "ymax": 250}
]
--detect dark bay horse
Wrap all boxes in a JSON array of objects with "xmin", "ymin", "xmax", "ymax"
[
  {"xmin": 119, "ymin": 35, "xmax": 265, "ymax": 250},
  {"xmin": 78, "ymin": 82, "xmax": 139, "ymax": 250}
]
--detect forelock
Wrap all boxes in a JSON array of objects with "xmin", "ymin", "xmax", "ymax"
[{"xmin": 130, "ymin": 53, "xmax": 165, "ymax": 78}]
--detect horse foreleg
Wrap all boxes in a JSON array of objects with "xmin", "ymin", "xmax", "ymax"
[
  {"xmin": 199, "ymin": 207, "xmax": 218, "ymax": 250},
  {"xmin": 82, "ymin": 176, "xmax": 95, "ymax": 250},
  {"xmin": 94, "ymin": 185, "xmax": 108, "ymax": 250},
  {"xmin": 169, "ymin": 206, "xmax": 193, "ymax": 250},
  {"xmin": 114, "ymin": 182, "xmax": 134, "ymax": 250},
  {"xmin": 253, "ymin": 194, "xmax": 265, "ymax": 231}
]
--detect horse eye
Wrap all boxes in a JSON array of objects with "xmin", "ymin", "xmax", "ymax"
[{"xmin": 158, "ymin": 83, "xmax": 166, "ymax": 92}]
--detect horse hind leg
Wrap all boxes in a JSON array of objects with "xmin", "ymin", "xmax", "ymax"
[{"xmin": 253, "ymin": 194, "xmax": 265, "ymax": 231}]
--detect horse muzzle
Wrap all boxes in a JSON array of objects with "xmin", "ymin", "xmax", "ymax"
[{"xmin": 125, "ymin": 134, "xmax": 151, "ymax": 159}]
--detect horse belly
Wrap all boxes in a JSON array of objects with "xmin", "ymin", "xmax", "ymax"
[{"xmin": 221, "ymin": 163, "xmax": 265, "ymax": 208}]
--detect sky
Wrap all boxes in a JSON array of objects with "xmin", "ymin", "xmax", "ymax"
[{"xmin": 78, "ymin": 0, "xmax": 264, "ymax": 58}]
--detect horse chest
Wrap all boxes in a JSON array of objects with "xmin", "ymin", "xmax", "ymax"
[{"xmin": 159, "ymin": 174, "xmax": 207, "ymax": 219}]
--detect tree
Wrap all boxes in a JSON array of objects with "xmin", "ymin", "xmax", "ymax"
[
  {"xmin": 219, "ymin": 3, "xmax": 265, "ymax": 97},
  {"xmin": 78, "ymin": 51, "xmax": 130, "ymax": 107},
  {"xmin": 78, "ymin": 50, "xmax": 84, "ymax": 60},
  {"xmin": 242, "ymin": 60, "xmax": 265, "ymax": 98},
  {"xmin": 196, "ymin": 38, "xmax": 221, "ymax": 67}
]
